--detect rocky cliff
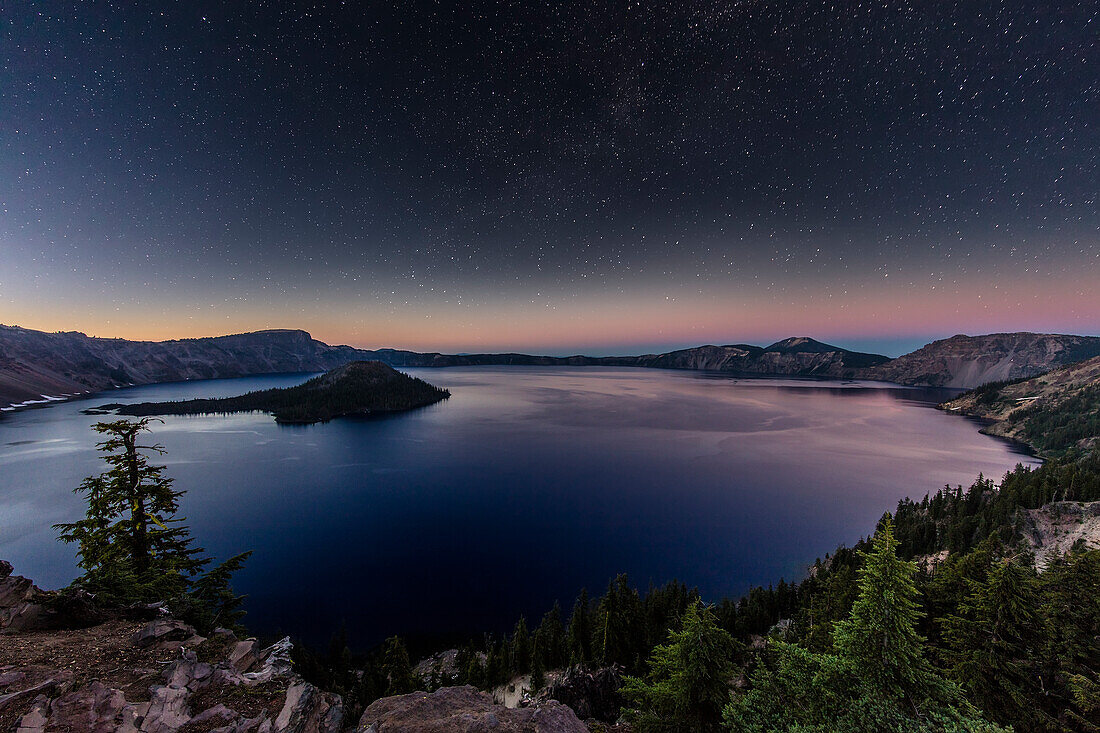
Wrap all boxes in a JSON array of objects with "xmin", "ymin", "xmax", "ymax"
[
  {"xmin": 940, "ymin": 354, "xmax": 1100, "ymax": 456},
  {"xmin": 5, "ymin": 323, "xmax": 1099, "ymax": 409},
  {"xmin": 864, "ymin": 332, "xmax": 1100, "ymax": 389},
  {"xmin": 0, "ymin": 325, "xmax": 378, "ymax": 407},
  {"xmin": 0, "ymin": 559, "xmax": 344, "ymax": 732},
  {"xmin": 0, "ymin": 325, "xmax": 889, "ymax": 408}
]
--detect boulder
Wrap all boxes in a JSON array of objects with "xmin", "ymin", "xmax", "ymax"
[
  {"xmin": 229, "ymin": 639, "xmax": 261, "ymax": 673},
  {"xmin": 357, "ymin": 685, "xmax": 588, "ymax": 732},
  {"xmin": 0, "ymin": 564, "xmax": 46, "ymax": 633},
  {"xmin": 45, "ymin": 681, "xmax": 128, "ymax": 732},
  {"xmin": 130, "ymin": 618, "xmax": 198, "ymax": 649}
]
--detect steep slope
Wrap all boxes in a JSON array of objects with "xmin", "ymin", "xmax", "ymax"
[
  {"xmin": 941, "ymin": 355, "xmax": 1100, "ymax": 456},
  {"xmin": 864, "ymin": 332, "xmax": 1100, "ymax": 389},
  {"xmin": 0, "ymin": 325, "xmax": 376, "ymax": 406}
]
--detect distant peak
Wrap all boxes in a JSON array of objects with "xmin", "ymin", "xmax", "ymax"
[{"xmin": 765, "ymin": 336, "xmax": 838, "ymax": 353}]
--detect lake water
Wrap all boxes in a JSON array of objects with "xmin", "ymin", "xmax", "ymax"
[{"xmin": 0, "ymin": 367, "xmax": 1038, "ymax": 649}]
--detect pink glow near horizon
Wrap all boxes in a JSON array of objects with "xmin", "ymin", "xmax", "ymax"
[{"xmin": 8, "ymin": 269, "xmax": 1098, "ymax": 356}]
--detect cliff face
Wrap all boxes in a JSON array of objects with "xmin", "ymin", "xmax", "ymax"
[
  {"xmin": 0, "ymin": 326, "xmax": 890, "ymax": 407},
  {"xmin": 0, "ymin": 326, "xmax": 376, "ymax": 406},
  {"xmin": 863, "ymin": 333, "xmax": 1100, "ymax": 389},
  {"xmin": 940, "ymin": 354, "xmax": 1100, "ymax": 456},
  {"xmin": 6, "ymin": 323, "xmax": 1099, "ymax": 408}
]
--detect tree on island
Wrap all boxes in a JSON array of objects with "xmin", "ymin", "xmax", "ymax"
[{"xmin": 54, "ymin": 418, "xmax": 251, "ymax": 631}]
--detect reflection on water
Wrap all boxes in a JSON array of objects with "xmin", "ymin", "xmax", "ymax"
[{"xmin": 0, "ymin": 367, "xmax": 1038, "ymax": 647}]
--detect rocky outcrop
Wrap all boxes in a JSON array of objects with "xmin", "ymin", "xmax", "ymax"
[
  {"xmin": 0, "ymin": 561, "xmax": 47, "ymax": 634},
  {"xmin": 864, "ymin": 333, "xmax": 1100, "ymax": 389},
  {"xmin": 1021, "ymin": 501, "xmax": 1100, "ymax": 570},
  {"xmin": 0, "ymin": 562, "xmax": 344, "ymax": 733},
  {"xmin": 356, "ymin": 685, "xmax": 587, "ymax": 732},
  {"xmin": 531, "ymin": 666, "xmax": 625, "ymax": 724}
]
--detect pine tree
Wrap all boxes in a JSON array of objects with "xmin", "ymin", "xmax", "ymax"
[
  {"xmin": 725, "ymin": 516, "xmax": 1007, "ymax": 732},
  {"xmin": 55, "ymin": 419, "xmax": 206, "ymax": 603},
  {"xmin": 381, "ymin": 636, "xmax": 417, "ymax": 695},
  {"xmin": 623, "ymin": 600, "xmax": 737, "ymax": 732},
  {"xmin": 534, "ymin": 601, "xmax": 567, "ymax": 670},
  {"xmin": 1041, "ymin": 549, "xmax": 1100, "ymax": 731},
  {"xmin": 596, "ymin": 574, "xmax": 645, "ymax": 670},
  {"xmin": 511, "ymin": 616, "xmax": 532, "ymax": 674},
  {"xmin": 568, "ymin": 588, "xmax": 593, "ymax": 665},
  {"xmin": 833, "ymin": 514, "xmax": 929, "ymax": 701},
  {"xmin": 942, "ymin": 559, "xmax": 1050, "ymax": 728},
  {"xmin": 54, "ymin": 419, "xmax": 249, "ymax": 630}
]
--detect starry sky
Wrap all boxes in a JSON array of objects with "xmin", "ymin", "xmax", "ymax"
[{"xmin": 1, "ymin": 1, "xmax": 1097, "ymax": 357}]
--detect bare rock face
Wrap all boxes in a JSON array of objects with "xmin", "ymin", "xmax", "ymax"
[
  {"xmin": 357, "ymin": 685, "xmax": 588, "ymax": 732},
  {"xmin": 1022, "ymin": 501, "xmax": 1100, "ymax": 570},
  {"xmin": 864, "ymin": 332, "xmax": 1100, "ymax": 389},
  {"xmin": 0, "ymin": 561, "xmax": 344, "ymax": 733},
  {"xmin": 0, "ymin": 561, "xmax": 46, "ymax": 633},
  {"xmin": 531, "ymin": 666, "xmax": 625, "ymax": 724}
]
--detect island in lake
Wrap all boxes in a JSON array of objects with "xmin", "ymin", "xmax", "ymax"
[{"xmin": 97, "ymin": 361, "xmax": 450, "ymax": 424}]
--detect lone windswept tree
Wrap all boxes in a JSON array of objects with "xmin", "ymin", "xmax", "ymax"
[{"xmin": 55, "ymin": 418, "xmax": 251, "ymax": 630}]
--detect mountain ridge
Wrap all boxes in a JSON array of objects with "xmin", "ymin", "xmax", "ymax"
[{"xmin": 3, "ymin": 324, "xmax": 1099, "ymax": 408}]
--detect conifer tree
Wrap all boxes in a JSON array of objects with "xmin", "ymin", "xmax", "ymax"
[
  {"xmin": 534, "ymin": 601, "xmax": 567, "ymax": 670},
  {"xmin": 511, "ymin": 616, "xmax": 532, "ymax": 674},
  {"xmin": 568, "ymin": 588, "xmax": 594, "ymax": 665},
  {"xmin": 597, "ymin": 574, "xmax": 645, "ymax": 670},
  {"xmin": 55, "ymin": 419, "xmax": 205, "ymax": 602},
  {"xmin": 942, "ymin": 559, "xmax": 1050, "ymax": 728},
  {"xmin": 724, "ymin": 516, "xmax": 1007, "ymax": 732},
  {"xmin": 381, "ymin": 636, "xmax": 417, "ymax": 695},
  {"xmin": 833, "ymin": 514, "xmax": 929, "ymax": 701},
  {"xmin": 623, "ymin": 600, "xmax": 737, "ymax": 732},
  {"xmin": 54, "ymin": 419, "xmax": 249, "ymax": 631}
]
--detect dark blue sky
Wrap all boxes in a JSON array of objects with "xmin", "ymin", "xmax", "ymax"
[{"xmin": 2, "ymin": 1, "xmax": 1097, "ymax": 355}]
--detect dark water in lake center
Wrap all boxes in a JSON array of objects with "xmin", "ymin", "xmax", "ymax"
[{"xmin": 0, "ymin": 367, "xmax": 1038, "ymax": 649}]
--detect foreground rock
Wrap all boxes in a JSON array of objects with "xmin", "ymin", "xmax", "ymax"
[
  {"xmin": 357, "ymin": 686, "xmax": 587, "ymax": 732},
  {"xmin": 0, "ymin": 562, "xmax": 343, "ymax": 733}
]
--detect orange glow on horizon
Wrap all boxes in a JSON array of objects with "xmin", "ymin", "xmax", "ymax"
[{"xmin": 6, "ymin": 268, "xmax": 1099, "ymax": 356}]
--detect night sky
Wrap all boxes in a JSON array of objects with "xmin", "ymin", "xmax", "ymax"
[{"xmin": 2, "ymin": 2, "xmax": 1097, "ymax": 356}]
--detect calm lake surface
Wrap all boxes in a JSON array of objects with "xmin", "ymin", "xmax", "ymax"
[{"xmin": 0, "ymin": 367, "xmax": 1038, "ymax": 648}]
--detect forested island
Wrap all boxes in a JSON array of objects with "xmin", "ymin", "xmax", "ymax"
[{"xmin": 100, "ymin": 361, "xmax": 450, "ymax": 424}]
